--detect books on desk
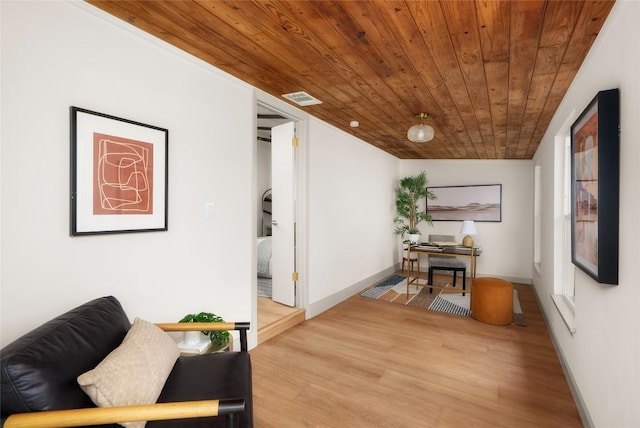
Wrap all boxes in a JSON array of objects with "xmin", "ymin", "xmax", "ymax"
[
  {"xmin": 415, "ymin": 245, "xmax": 443, "ymax": 251},
  {"xmin": 449, "ymin": 246, "xmax": 482, "ymax": 255},
  {"xmin": 431, "ymin": 241, "xmax": 458, "ymax": 247},
  {"xmin": 412, "ymin": 244, "xmax": 482, "ymax": 255}
]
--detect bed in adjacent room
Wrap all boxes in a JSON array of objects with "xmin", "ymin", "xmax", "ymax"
[
  {"xmin": 257, "ymin": 236, "xmax": 272, "ymax": 297},
  {"xmin": 257, "ymin": 236, "xmax": 272, "ymax": 278}
]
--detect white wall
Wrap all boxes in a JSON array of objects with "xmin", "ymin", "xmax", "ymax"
[
  {"xmin": 0, "ymin": 1, "xmax": 401, "ymax": 346},
  {"xmin": 532, "ymin": 1, "xmax": 640, "ymax": 426},
  {"xmin": 400, "ymin": 160, "xmax": 534, "ymax": 283},
  {"xmin": 1, "ymin": 1, "xmax": 256, "ymax": 346},
  {"xmin": 307, "ymin": 118, "xmax": 399, "ymax": 316}
]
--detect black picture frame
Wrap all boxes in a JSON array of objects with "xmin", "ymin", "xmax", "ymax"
[
  {"xmin": 70, "ymin": 107, "xmax": 169, "ymax": 236},
  {"xmin": 570, "ymin": 88, "xmax": 619, "ymax": 284},
  {"xmin": 426, "ymin": 184, "xmax": 502, "ymax": 222}
]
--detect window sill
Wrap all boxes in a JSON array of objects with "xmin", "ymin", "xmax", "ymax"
[{"xmin": 551, "ymin": 294, "xmax": 576, "ymax": 334}]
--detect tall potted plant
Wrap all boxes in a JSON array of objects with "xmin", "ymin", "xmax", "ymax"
[{"xmin": 393, "ymin": 171, "xmax": 436, "ymax": 243}]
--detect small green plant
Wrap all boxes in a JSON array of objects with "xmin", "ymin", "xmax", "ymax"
[
  {"xmin": 179, "ymin": 312, "xmax": 229, "ymax": 347},
  {"xmin": 393, "ymin": 171, "xmax": 436, "ymax": 237}
]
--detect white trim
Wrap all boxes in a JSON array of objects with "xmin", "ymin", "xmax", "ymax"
[
  {"xmin": 551, "ymin": 293, "xmax": 576, "ymax": 334},
  {"xmin": 308, "ymin": 266, "xmax": 396, "ymax": 318},
  {"xmin": 254, "ymin": 90, "xmax": 311, "ymax": 318},
  {"xmin": 533, "ymin": 164, "xmax": 542, "ymax": 269},
  {"xmin": 551, "ymin": 112, "xmax": 577, "ymax": 335}
]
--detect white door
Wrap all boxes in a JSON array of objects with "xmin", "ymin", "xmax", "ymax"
[{"xmin": 270, "ymin": 122, "xmax": 296, "ymax": 306}]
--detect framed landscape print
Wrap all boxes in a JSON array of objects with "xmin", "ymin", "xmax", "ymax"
[
  {"xmin": 70, "ymin": 107, "xmax": 168, "ymax": 235},
  {"xmin": 426, "ymin": 184, "xmax": 502, "ymax": 222},
  {"xmin": 570, "ymin": 88, "xmax": 619, "ymax": 284}
]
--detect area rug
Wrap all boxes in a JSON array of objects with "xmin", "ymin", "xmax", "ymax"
[
  {"xmin": 429, "ymin": 289, "xmax": 526, "ymax": 326},
  {"xmin": 360, "ymin": 275, "xmax": 526, "ymax": 326},
  {"xmin": 359, "ymin": 274, "xmax": 406, "ymax": 299},
  {"xmin": 360, "ymin": 276, "xmax": 451, "ymax": 308}
]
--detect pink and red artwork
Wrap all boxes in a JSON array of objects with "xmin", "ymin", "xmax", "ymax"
[{"xmin": 93, "ymin": 132, "xmax": 153, "ymax": 215}]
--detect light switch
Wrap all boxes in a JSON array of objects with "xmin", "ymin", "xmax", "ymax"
[{"xmin": 205, "ymin": 202, "xmax": 215, "ymax": 218}]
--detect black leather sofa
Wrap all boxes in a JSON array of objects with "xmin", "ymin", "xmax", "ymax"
[{"xmin": 0, "ymin": 296, "xmax": 252, "ymax": 427}]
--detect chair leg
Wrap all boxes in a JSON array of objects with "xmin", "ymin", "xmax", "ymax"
[
  {"xmin": 462, "ymin": 268, "xmax": 466, "ymax": 296},
  {"xmin": 407, "ymin": 259, "xmax": 420, "ymax": 277},
  {"xmin": 428, "ymin": 267, "xmax": 434, "ymax": 293}
]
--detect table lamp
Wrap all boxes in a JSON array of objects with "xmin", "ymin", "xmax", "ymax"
[{"xmin": 460, "ymin": 220, "xmax": 477, "ymax": 248}]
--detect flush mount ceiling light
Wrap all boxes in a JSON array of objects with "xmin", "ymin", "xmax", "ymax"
[{"xmin": 407, "ymin": 113, "xmax": 435, "ymax": 143}]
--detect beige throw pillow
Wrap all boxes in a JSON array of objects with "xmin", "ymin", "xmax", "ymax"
[{"xmin": 78, "ymin": 317, "xmax": 180, "ymax": 428}]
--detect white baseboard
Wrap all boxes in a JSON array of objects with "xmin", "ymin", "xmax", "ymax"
[{"xmin": 307, "ymin": 266, "xmax": 396, "ymax": 318}]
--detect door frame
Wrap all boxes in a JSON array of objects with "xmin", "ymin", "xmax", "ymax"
[{"xmin": 254, "ymin": 90, "xmax": 309, "ymax": 315}]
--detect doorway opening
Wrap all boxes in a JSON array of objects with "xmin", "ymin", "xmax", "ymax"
[{"xmin": 256, "ymin": 103, "xmax": 305, "ymax": 343}]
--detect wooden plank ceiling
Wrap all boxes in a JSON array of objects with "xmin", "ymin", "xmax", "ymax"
[{"xmin": 88, "ymin": 0, "xmax": 614, "ymax": 159}]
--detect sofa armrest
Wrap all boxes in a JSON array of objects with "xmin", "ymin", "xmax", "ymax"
[
  {"xmin": 156, "ymin": 322, "xmax": 250, "ymax": 352},
  {"xmin": 4, "ymin": 399, "xmax": 244, "ymax": 428}
]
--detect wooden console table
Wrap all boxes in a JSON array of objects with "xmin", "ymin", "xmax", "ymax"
[{"xmin": 404, "ymin": 244, "xmax": 481, "ymax": 295}]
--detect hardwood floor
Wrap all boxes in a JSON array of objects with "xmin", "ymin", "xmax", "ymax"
[
  {"xmin": 257, "ymin": 296, "xmax": 305, "ymax": 344},
  {"xmin": 250, "ymin": 275, "xmax": 582, "ymax": 427}
]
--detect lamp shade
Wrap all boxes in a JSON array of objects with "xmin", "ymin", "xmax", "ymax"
[
  {"xmin": 407, "ymin": 124, "xmax": 434, "ymax": 143},
  {"xmin": 460, "ymin": 220, "xmax": 477, "ymax": 235}
]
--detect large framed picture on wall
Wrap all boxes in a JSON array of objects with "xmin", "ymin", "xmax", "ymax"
[
  {"xmin": 70, "ymin": 107, "xmax": 169, "ymax": 236},
  {"xmin": 426, "ymin": 184, "xmax": 502, "ymax": 222},
  {"xmin": 570, "ymin": 88, "xmax": 619, "ymax": 284}
]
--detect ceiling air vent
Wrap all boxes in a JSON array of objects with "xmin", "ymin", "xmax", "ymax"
[{"xmin": 281, "ymin": 91, "xmax": 322, "ymax": 106}]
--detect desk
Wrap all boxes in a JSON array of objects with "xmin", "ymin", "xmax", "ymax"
[{"xmin": 404, "ymin": 244, "xmax": 481, "ymax": 295}]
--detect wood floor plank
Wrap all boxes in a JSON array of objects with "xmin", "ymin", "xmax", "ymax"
[
  {"xmin": 257, "ymin": 296, "xmax": 305, "ymax": 344},
  {"xmin": 250, "ymin": 276, "xmax": 582, "ymax": 427}
]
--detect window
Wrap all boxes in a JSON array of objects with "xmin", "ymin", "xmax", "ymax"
[
  {"xmin": 533, "ymin": 165, "xmax": 542, "ymax": 272},
  {"xmin": 561, "ymin": 135, "xmax": 575, "ymax": 304},
  {"xmin": 551, "ymin": 116, "xmax": 576, "ymax": 334}
]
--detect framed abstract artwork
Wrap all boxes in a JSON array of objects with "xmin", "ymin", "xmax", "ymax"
[
  {"xmin": 70, "ymin": 107, "xmax": 168, "ymax": 235},
  {"xmin": 570, "ymin": 88, "xmax": 619, "ymax": 284},
  {"xmin": 426, "ymin": 184, "xmax": 502, "ymax": 222}
]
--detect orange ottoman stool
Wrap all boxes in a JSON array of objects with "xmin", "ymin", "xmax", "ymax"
[{"xmin": 471, "ymin": 277, "xmax": 513, "ymax": 325}]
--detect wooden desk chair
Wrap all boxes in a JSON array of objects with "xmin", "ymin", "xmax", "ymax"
[{"xmin": 402, "ymin": 244, "xmax": 420, "ymax": 276}]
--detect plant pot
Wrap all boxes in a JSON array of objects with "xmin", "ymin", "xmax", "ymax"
[
  {"xmin": 210, "ymin": 339, "xmax": 231, "ymax": 353},
  {"xmin": 408, "ymin": 233, "xmax": 421, "ymax": 244},
  {"xmin": 183, "ymin": 331, "xmax": 202, "ymax": 345}
]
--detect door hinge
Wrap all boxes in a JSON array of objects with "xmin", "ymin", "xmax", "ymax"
[
  {"xmin": 292, "ymin": 272, "xmax": 299, "ymax": 281},
  {"xmin": 291, "ymin": 137, "xmax": 299, "ymax": 147}
]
